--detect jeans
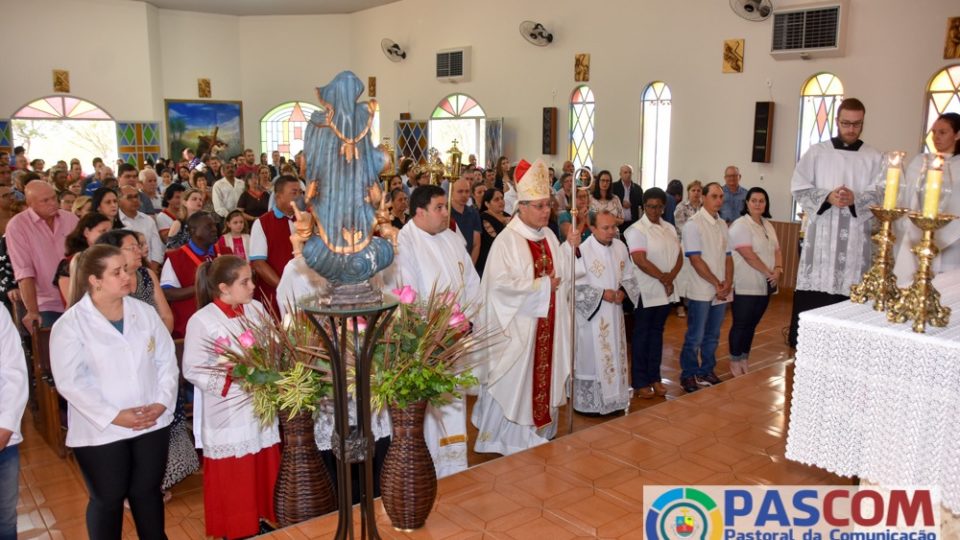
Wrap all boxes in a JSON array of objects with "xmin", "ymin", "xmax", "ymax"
[
  {"xmin": 729, "ymin": 294, "xmax": 770, "ymax": 359},
  {"xmin": 0, "ymin": 445, "xmax": 18, "ymax": 540},
  {"xmin": 631, "ymin": 297, "xmax": 671, "ymax": 388},
  {"xmin": 39, "ymin": 310, "xmax": 62, "ymax": 328},
  {"xmin": 679, "ymin": 299, "xmax": 728, "ymax": 379},
  {"xmin": 73, "ymin": 427, "xmax": 170, "ymax": 540}
]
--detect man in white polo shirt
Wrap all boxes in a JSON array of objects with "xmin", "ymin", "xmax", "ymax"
[{"xmin": 678, "ymin": 182, "xmax": 733, "ymax": 393}]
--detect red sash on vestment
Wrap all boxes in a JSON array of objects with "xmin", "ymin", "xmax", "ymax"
[
  {"xmin": 526, "ymin": 238, "xmax": 556, "ymax": 429},
  {"xmin": 254, "ymin": 212, "xmax": 294, "ymax": 315}
]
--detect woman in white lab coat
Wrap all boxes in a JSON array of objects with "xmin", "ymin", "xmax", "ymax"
[
  {"xmin": 182, "ymin": 255, "xmax": 280, "ymax": 539},
  {"xmin": 50, "ymin": 244, "xmax": 178, "ymax": 540}
]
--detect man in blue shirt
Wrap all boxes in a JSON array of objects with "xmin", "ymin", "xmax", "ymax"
[
  {"xmin": 719, "ymin": 165, "xmax": 748, "ymax": 223},
  {"xmin": 449, "ymin": 178, "xmax": 481, "ymax": 266}
]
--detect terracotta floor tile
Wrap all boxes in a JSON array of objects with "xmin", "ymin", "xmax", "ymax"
[
  {"xmin": 504, "ymin": 515, "xmax": 581, "ymax": 539},
  {"xmin": 28, "ymin": 478, "xmax": 86, "ymax": 506},
  {"xmin": 546, "ymin": 490, "xmax": 635, "ymax": 534}
]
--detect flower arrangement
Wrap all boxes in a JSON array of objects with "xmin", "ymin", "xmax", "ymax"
[
  {"xmin": 210, "ymin": 306, "xmax": 332, "ymax": 425},
  {"xmin": 370, "ymin": 285, "xmax": 488, "ymax": 411}
]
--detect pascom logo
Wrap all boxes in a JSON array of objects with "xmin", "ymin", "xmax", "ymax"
[{"xmin": 646, "ymin": 487, "xmax": 724, "ymax": 540}]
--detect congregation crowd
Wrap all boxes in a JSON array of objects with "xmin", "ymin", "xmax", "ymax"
[{"xmin": 0, "ymin": 98, "xmax": 958, "ymax": 539}]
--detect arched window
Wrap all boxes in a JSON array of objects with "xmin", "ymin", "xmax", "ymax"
[
  {"xmin": 12, "ymin": 95, "xmax": 117, "ymax": 168},
  {"xmin": 640, "ymin": 82, "xmax": 672, "ymax": 189},
  {"xmin": 794, "ymin": 73, "xmax": 844, "ymax": 220},
  {"xmin": 260, "ymin": 101, "xmax": 322, "ymax": 160},
  {"xmin": 429, "ymin": 93, "xmax": 486, "ymax": 167},
  {"xmin": 569, "ymin": 85, "xmax": 595, "ymax": 170},
  {"xmin": 923, "ymin": 64, "xmax": 960, "ymax": 152},
  {"xmin": 797, "ymin": 73, "xmax": 844, "ymax": 160}
]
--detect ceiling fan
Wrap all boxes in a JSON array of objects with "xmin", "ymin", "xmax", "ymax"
[
  {"xmin": 519, "ymin": 21, "xmax": 554, "ymax": 46},
  {"xmin": 730, "ymin": 0, "xmax": 773, "ymax": 21},
  {"xmin": 380, "ymin": 38, "xmax": 407, "ymax": 62}
]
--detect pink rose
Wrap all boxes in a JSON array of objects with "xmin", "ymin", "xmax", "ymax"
[
  {"xmin": 391, "ymin": 285, "xmax": 417, "ymax": 304},
  {"xmin": 213, "ymin": 336, "xmax": 231, "ymax": 355},
  {"xmin": 449, "ymin": 311, "xmax": 468, "ymax": 331},
  {"xmin": 238, "ymin": 329, "xmax": 256, "ymax": 349}
]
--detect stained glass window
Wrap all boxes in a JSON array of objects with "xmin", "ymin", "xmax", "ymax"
[
  {"xmin": 794, "ymin": 73, "xmax": 844, "ymax": 221},
  {"xmin": 429, "ymin": 94, "xmax": 486, "ymax": 167},
  {"xmin": 569, "ymin": 85, "xmax": 595, "ymax": 170},
  {"xmin": 640, "ymin": 82, "xmax": 672, "ymax": 189},
  {"xmin": 923, "ymin": 64, "xmax": 960, "ymax": 153},
  {"xmin": 11, "ymin": 95, "xmax": 117, "ymax": 169},
  {"xmin": 260, "ymin": 101, "xmax": 322, "ymax": 160},
  {"xmin": 798, "ymin": 73, "xmax": 844, "ymax": 160}
]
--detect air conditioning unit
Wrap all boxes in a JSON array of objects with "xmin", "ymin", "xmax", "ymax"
[
  {"xmin": 436, "ymin": 46, "xmax": 471, "ymax": 83},
  {"xmin": 770, "ymin": 0, "xmax": 847, "ymax": 60}
]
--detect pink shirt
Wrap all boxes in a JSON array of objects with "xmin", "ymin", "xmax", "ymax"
[{"xmin": 5, "ymin": 208, "xmax": 79, "ymax": 312}]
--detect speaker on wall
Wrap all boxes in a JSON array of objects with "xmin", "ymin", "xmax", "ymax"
[
  {"xmin": 752, "ymin": 101, "xmax": 774, "ymax": 163},
  {"xmin": 542, "ymin": 107, "xmax": 558, "ymax": 155}
]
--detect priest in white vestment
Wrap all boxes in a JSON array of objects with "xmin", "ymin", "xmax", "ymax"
[
  {"xmin": 472, "ymin": 158, "xmax": 578, "ymax": 456},
  {"xmin": 788, "ymin": 98, "xmax": 883, "ymax": 347},
  {"xmin": 572, "ymin": 210, "xmax": 640, "ymax": 415},
  {"xmin": 391, "ymin": 183, "xmax": 482, "ymax": 478}
]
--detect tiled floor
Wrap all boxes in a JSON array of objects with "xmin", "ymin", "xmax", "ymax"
[{"xmin": 15, "ymin": 293, "xmax": 833, "ymax": 539}]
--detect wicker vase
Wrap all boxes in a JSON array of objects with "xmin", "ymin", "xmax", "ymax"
[
  {"xmin": 274, "ymin": 410, "xmax": 337, "ymax": 527},
  {"xmin": 380, "ymin": 400, "xmax": 437, "ymax": 530}
]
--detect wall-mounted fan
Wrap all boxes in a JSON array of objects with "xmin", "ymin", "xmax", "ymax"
[
  {"xmin": 730, "ymin": 0, "xmax": 773, "ymax": 21},
  {"xmin": 381, "ymin": 38, "xmax": 407, "ymax": 62},
  {"xmin": 519, "ymin": 21, "xmax": 553, "ymax": 46}
]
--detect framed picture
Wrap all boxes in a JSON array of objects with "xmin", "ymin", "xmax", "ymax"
[
  {"xmin": 53, "ymin": 70, "xmax": 70, "ymax": 93},
  {"xmin": 575, "ymin": 53, "xmax": 590, "ymax": 82},
  {"xmin": 164, "ymin": 100, "xmax": 243, "ymax": 160},
  {"xmin": 945, "ymin": 17, "xmax": 960, "ymax": 60},
  {"xmin": 723, "ymin": 39, "xmax": 745, "ymax": 73},
  {"xmin": 197, "ymin": 78, "xmax": 212, "ymax": 98}
]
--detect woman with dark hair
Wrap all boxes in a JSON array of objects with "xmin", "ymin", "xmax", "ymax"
[
  {"xmin": 236, "ymin": 169, "xmax": 271, "ymax": 222},
  {"xmin": 896, "ymin": 112, "xmax": 960, "ymax": 276},
  {"xmin": 51, "ymin": 244, "xmax": 178, "ymax": 539},
  {"xmin": 165, "ymin": 188, "xmax": 206, "ymax": 250},
  {"xmin": 182, "ymin": 255, "xmax": 280, "ymax": 539},
  {"xmin": 91, "ymin": 187, "xmax": 122, "ymax": 228},
  {"xmin": 156, "ymin": 183, "xmax": 186, "ymax": 243},
  {"xmin": 727, "ymin": 186, "xmax": 781, "ymax": 376},
  {"xmin": 95, "ymin": 229, "xmax": 174, "ymax": 330},
  {"xmin": 589, "ymin": 170, "xmax": 624, "ymax": 225},
  {"xmin": 624, "ymin": 187, "xmax": 682, "ymax": 398},
  {"xmin": 477, "ymin": 188, "xmax": 509, "ymax": 276},
  {"xmin": 558, "ymin": 188, "xmax": 592, "ymax": 243},
  {"xmin": 389, "ymin": 188, "xmax": 408, "ymax": 229},
  {"xmin": 494, "ymin": 155, "xmax": 509, "ymax": 190},
  {"xmin": 56, "ymin": 213, "xmax": 113, "ymax": 304}
]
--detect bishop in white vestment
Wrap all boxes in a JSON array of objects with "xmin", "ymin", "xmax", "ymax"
[
  {"xmin": 789, "ymin": 99, "xmax": 883, "ymax": 346},
  {"xmin": 572, "ymin": 211, "xmax": 640, "ymax": 415},
  {"xmin": 472, "ymin": 159, "xmax": 577, "ymax": 456},
  {"xmin": 392, "ymin": 184, "xmax": 482, "ymax": 478}
]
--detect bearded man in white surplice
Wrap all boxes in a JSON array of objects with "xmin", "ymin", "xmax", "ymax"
[
  {"xmin": 472, "ymin": 159, "xmax": 579, "ymax": 456},
  {"xmin": 392, "ymin": 183, "xmax": 481, "ymax": 478},
  {"xmin": 572, "ymin": 210, "xmax": 640, "ymax": 415}
]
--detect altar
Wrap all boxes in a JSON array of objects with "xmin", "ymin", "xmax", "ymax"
[{"xmin": 785, "ymin": 269, "xmax": 960, "ymax": 513}]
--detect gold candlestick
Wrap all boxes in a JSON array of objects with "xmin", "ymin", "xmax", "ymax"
[
  {"xmin": 886, "ymin": 212, "xmax": 957, "ymax": 333},
  {"xmin": 850, "ymin": 206, "xmax": 908, "ymax": 311}
]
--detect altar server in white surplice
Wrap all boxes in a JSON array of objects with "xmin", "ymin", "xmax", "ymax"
[
  {"xmin": 472, "ymin": 158, "xmax": 578, "ymax": 456},
  {"xmin": 572, "ymin": 210, "xmax": 639, "ymax": 415},
  {"xmin": 392, "ymin": 183, "xmax": 481, "ymax": 478},
  {"xmin": 788, "ymin": 98, "xmax": 883, "ymax": 347},
  {"xmin": 893, "ymin": 114, "xmax": 960, "ymax": 284}
]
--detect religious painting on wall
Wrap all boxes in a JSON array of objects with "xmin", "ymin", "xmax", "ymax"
[
  {"xmin": 945, "ymin": 17, "xmax": 960, "ymax": 59},
  {"xmin": 164, "ymin": 100, "xmax": 243, "ymax": 160},
  {"xmin": 53, "ymin": 70, "xmax": 70, "ymax": 93},
  {"xmin": 369, "ymin": 76, "xmax": 377, "ymax": 97},
  {"xmin": 723, "ymin": 39, "xmax": 745, "ymax": 73},
  {"xmin": 575, "ymin": 53, "xmax": 590, "ymax": 82},
  {"xmin": 198, "ymin": 78, "xmax": 212, "ymax": 98}
]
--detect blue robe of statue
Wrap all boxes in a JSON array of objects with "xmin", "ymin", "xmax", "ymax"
[{"xmin": 301, "ymin": 71, "xmax": 394, "ymax": 284}]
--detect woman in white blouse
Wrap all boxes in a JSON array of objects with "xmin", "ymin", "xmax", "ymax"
[
  {"xmin": 728, "ymin": 187, "xmax": 782, "ymax": 376},
  {"xmin": 182, "ymin": 255, "xmax": 280, "ymax": 539},
  {"xmin": 623, "ymin": 188, "xmax": 682, "ymax": 398},
  {"xmin": 589, "ymin": 170, "xmax": 624, "ymax": 226},
  {"xmin": 50, "ymin": 244, "xmax": 178, "ymax": 539}
]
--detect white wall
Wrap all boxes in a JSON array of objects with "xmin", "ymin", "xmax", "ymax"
[{"xmin": 1, "ymin": 0, "xmax": 957, "ymax": 219}]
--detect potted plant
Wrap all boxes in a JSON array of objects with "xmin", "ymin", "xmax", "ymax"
[
  {"xmin": 372, "ymin": 285, "xmax": 487, "ymax": 531},
  {"xmin": 210, "ymin": 306, "xmax": 336, "ymax": 527}
]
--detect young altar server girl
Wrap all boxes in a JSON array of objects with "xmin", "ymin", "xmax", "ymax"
[
  {"xmin": 182, "ymin": 255, "xmax": 280, "ymax": 539},
  {"xmin": 50, "ymin": 244, "xmax": 178, "ymax": 539}
]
